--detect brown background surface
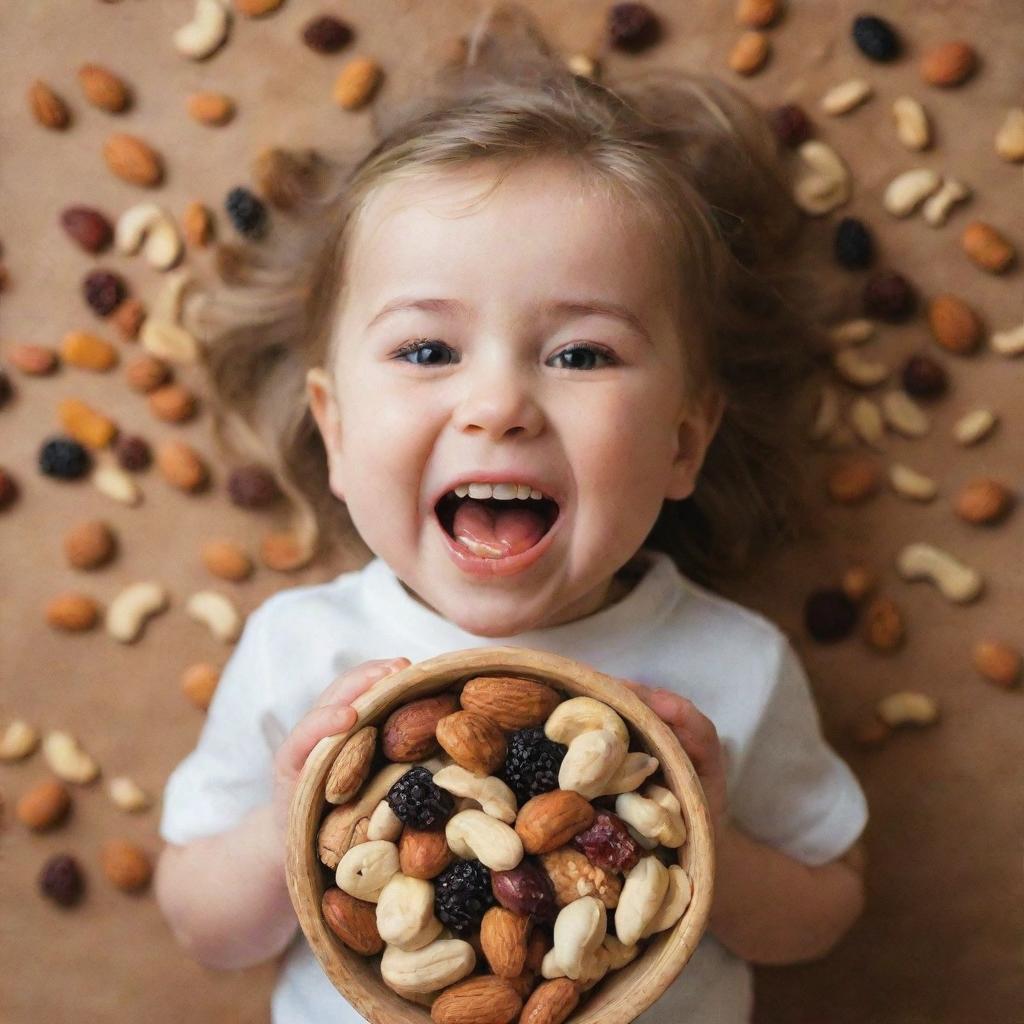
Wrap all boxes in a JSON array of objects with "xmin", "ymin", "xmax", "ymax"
[{"xmin": 1, "ymin": 1, "xmax": 1021, "ymax": 1022}]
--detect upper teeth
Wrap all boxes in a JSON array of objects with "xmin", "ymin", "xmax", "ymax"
[{"xmin": 452, "ymin": 482, "xmax": 546, "ymax": 501}]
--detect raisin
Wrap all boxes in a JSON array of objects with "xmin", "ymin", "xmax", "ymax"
[
  {"xmin": 607, "ymin": 3, "xmax": 661, "ymax": 52},
  {"xmin": 769, "ymin": 103, "xmax": 813, "ymax": 148},
  {"xmin": 862, "ymin": 270, "xmax": 916, "ymax": 322},
  {"xmin": 302, "ymin": 15, "xmax": 353, "ymax": 53},
  {"xmin": 571, "ymin": 810, "xmax": 641, "ymax": 874},
  {"xmin": 114, "ymin": 434, "xmax": 152, "ymax": 472},
  {"xmin": 39, "ymin": 854, "xmax": 85, "ymax": 907},
  {"xmin": 834, "ymin": 217, "xmax": 875, "ymax": 270},
  {"xmin": 227, "ymin": 464, "xmax": 281, "ymax": 508},
  {"xmin": 804, "ymin": 588, "xmax": 858, "ymax": 643},
  {"xmin": 901, "ymin": 354, "xmax": 948, "ymax": 400},
  {"xmin": 82, "ymin": 269, "xmax": 126, "ymax": 317}
]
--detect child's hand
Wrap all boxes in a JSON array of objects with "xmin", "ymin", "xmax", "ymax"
[
  {"xmin": 622, "ymin": 682, "xmax": 729, "ymax": 844},
  {"xmin": 271, "ymin": 657, "xmax": 411, "ymax": 840}
]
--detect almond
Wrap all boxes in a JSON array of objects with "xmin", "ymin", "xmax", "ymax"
[
  {"xmin": 827, "ymin": 456, "xmax": 880, "ymax": 504},
  {"xmin": 728, "ymin": 31, "xmax": 770, "ymax": 75},
  {"xmin": 60, "ymin": 206, "xmax": 113, "ymax": 253},
  {"xmin": 182, "ymin": 201, "xmax": 213, "ymax": 246},
  {"xmin": 436, "ymin": 710, "xmax": 507, "ymax": 776},
  {"xmin": 430, "ymin": 975, "xmax": 522, "ymax": 1024},
  {"xmin": 7, "ymin": 343, "xmax": 58, "ymax": 376},
  {"xmin": 322, "ymin": 886, "xmax": 384, "ymax": 955},
  {"xmin": 78, "ymin": 64, "xmax": 131, "ymax": 112},
  {"xmin": 45, "ymin": 593, "xmax": 100, "ymax": 632},
  {"xmin": 972, "ymin": 640, "xmax": 1021, "ymax": 690},
  {"xmin": 64, "ymin": 520, "xmax": 116, "ymax": 570},
  {"xmin": 186, "ymin": 91, "xmax": 235, "ymax": 125},
  {"xmin": 325, "ymin": 727, "xmax": 378, "ymax": 804},
  {"xmin": 112, "ymin": 297, "xmax": 146, "ymax": 340},
  {"xmin": 515, "ymin": 791, "xmax": 595, "ymax": 856},
  {"xmin": 156, "ymin": 439, "xmax": 208, "ymax": 492},
  {"xmin": 201, "ymin": 539, "xmax": 253, "ymax": 582},
  {"xmin": 61, "ymin": 331, "xmax": 118, "ymax": 372},
  {"xmin": 29, "ymin": 80, "xmax": 70, "ymax": 129},
  {"xmin": 481, "ymin": 906, "xmax": 530, "ymax": 978},
  {"xmin": 101, "ymin": 839, "xmax": 152, "ymax": 891},
  {"xmin": 961, "ymin": 221, "xmax": 1015, "ymax": 274},
  {"xmin": 16, "ymin": 780, "xmax": 72, "ymax": 831},
  {"xmin": 540, "ymin": 846, "xmax": 622, "ymax": 909},
  {"xmin": 234, "ymin": 0, "xmax": 285, "ymax": 14},
  {"xmin": 382, "ymin": 693, "xmax": 459, "ymax": 762},
  {"xmin": 260, "ymin": 531, "xmax": 314, "ymax": 572},
  {"xmin": 125, "ymin": 354, "xmax": 171, "ymax": 393},
  {"xmin": 520, "ymin": 978, "xmax": 580, "ymax": 1024},
  {"xmin": 920, "ymin": 41, "xmax": 977, "ymax": 87},
  {"xmin": 103, "ymin": 133, "xmax": 163, "ymax": 187},
  {"xmin": 319, "ymin": 806, "xmax": 373, "ymax": 869},
  {"xmin": 58, "ymin": 398, "xmax": 117, "ymax": 449},
  {"xmin": 399, "ymin": 826, "xmax": 455, "ymax": 879},
  {"xmin": 953, "ymin": 478, "xmax": 1014, "ymax": 525},
  {"xmin": 927, "ymin": 294, "xmax": 983, "ymax": 355},
  {"xmin": 459, "ymin": 676, "xmax": 561, "ymax": 730},
  {"xmin": 735, "ymin": 0, "xmax": 781, "ymax": 27},
  {"xmin": 181, "ymin": 662, "xmax": 220, "ymax": 710},
  {"xmin": 148, "ymin": 383, "xmax": 197, "ymax": 423},
  {"xmin": 862, "ymin": 596, "xmax": 905, "ymax": 652},
  {"xmin": 333, "ymin": 56, "xmax": 383, "ymax": 110}
]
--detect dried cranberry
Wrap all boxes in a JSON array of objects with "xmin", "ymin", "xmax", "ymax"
[
  {"xmin": 83, "ymin": 269, "xmax": 126, "ymax": 317},
  {"xmin": 491, "ymin": 859, "xmax": 557, "ymax": 923},
  {"xmin": 572, "ymin": 810, "xmax": 641, "ymax": 874},
  {"xmin": 227, "ymin": 464, "xmax": 281, "ymax": 508},
  {"xmin": 114, "ymin": 434, "xmax": 152, "ymax": 472},
  {"xmin": 862, "ymin": 270, "xmax": 916, "ymax": 322},
  {"xmin": 608, "ymin": 3, "xmax": 661, "ymax": 52},
  {"xmin": 804, "ymin": 588, "xmax": 858, "ymax": 642},
  {"xmin": 770, "ymin": 104, "xmax": 813, "ymax": 148},
  {"xmin": 39, "ymin": 854, "xmax": 85, "ymax": 907}
]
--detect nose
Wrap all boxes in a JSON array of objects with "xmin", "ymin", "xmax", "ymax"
[{"xmin": 450, "ymin": 348, "xmax": 544, "ymax": 440}]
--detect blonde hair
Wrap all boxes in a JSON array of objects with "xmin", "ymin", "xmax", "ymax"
[{"xmin": 195, "ymin": 7, "xmax": 824, "ymax": 585}]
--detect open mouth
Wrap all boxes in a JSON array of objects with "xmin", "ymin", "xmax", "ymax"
[{"xmin": 435, "ymin": 491, "xmax": 561, "ymax": 561}]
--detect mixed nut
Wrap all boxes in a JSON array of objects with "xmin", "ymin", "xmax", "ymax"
[{"xmin": 314, "ymin": 678, "xmax": 694, "ymax": 1021}]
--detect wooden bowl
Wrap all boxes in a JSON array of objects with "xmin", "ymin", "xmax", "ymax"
[{"xmin": 287, "ymin": 645, "xmax": 715, "ymax": 1024}]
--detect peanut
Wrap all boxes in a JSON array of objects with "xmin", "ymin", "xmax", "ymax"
[
  {"xmin": 891, "ymin": 96, "xmax": 931, "ymax": 150},
  {"xmin": 821, "ymin": 78, "xmax": 873, "ymax": 116}
]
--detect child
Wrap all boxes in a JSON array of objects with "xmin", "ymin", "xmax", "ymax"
[{"xmin": 156, "ymin": 13, "xmax": 868, "ymax": 1023}]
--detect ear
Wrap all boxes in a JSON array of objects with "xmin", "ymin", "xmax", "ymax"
[
  {"xmin": 665, "ymin": 390, "xmax": 725, "ymax": 502},
  {"xmin": 306, "ymin": 367, "xmax": 345, "ymax": 501}
]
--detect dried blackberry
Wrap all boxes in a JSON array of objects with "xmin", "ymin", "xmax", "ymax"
[
  {"xmin": 114, "ymin": 434, "xmax": 151, "ymax": 472},
  {"xmin": 434, "ymin": 859, "xmax": 494, "ymax": 933},
  {"xmin": 607, "ymin": 3, "xmax": 660, "ymax": 52},
  {"xmin": 863, "ymin": 270, "xmax": 916, "ymax": 322},
  {"xmin": 39, "ymin": 437, "xmax": 91, "ymax": 480},
  {"xmin": 386, "ymin": 766, "xmax": 453, "ymax": 831},
  {"xmin": 503, "ymin": 728, "xmax": 566, "ymax": 804},
  {"xmin": 804, "ymin": 588, "xmax": 858, "ymax": 643},
  {"xmin": 39, "ymin": 854, "xmax": 85, "ymax": 907},
  {"xmin": 302, "ymin": 15, "xmax": 352, "ymax": 53},
  {"xmin": 851, "ymin": 15, "xmax": 901, "ymax": 62},
  {"xmin": 769, "ymin": 103, "xmax": 812, "ymax": 148},
  {"xmin": 901, "ymin": 354, "xmax": 948, "ymax": 400},
  {"xmin": 225, "ymin": 186, "xmax": 268, "ymax": 239},
  {"xmin": 228, "ymin": 464, "xmax": 281, "ymax": 508},
  {"xmin": 834, "ymin": 217, "xmax": 875, "ymax": 270},
  {"xmin": 83, "ymin": 269, "xmax": 126, "ymax": 317}
]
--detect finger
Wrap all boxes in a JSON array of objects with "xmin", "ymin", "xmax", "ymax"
[
  {"xmin": 275, "ymin": 703, "xmax": 357, "ymax": 779},
  {"xmin": 315, "ymin": 657, "xmax": 411, "ymax": 710}
]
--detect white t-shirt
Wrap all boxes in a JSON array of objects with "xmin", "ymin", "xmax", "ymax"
[{"xmin": 161, "ymin": 547, "xmax": 868, "ymax": 1024}]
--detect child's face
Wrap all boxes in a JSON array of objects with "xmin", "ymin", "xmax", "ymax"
[{"xmin": 309, "ymin": 159, "xmax": 720, "ymax": 637}]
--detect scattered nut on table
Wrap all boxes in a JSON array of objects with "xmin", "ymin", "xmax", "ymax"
[
  {"xmin": 43, "ymin": 730, "xmax": 100, "ymax": 784},
  {"xmin": 895, "ymin": 543, "xmax": 982, "ymax": 604},
  {"xmin": 106, "ymin": 581, "xmax": 169, "ymax": 642},
  {"xmin": 185, "ymin": 590, "xmax": 243, "ymax": 642}
]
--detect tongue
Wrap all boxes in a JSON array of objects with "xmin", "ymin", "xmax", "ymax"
[{"xmin": 452, "ymin": 498, "xmax": 549, "ymax": 559}]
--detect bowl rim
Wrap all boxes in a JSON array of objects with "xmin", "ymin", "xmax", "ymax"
[{"xmin": 286, "ymin": 644, "xmax": 715, "ymax": 1024}]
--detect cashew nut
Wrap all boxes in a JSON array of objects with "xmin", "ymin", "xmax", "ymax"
[
  {"xmin": 883, "ymin": 168, "xmax": 941, "ymax": 217},
  {"xmin": 952, "ymin": 408, "xmax": 997, "ymax": 446},
  {"xmin": 108, "ymin": 776, "xmax": 152, "ymax": 812},
  {"xmin": 808, "ymin": 384, "xmax": 840, "ymax": 443},
  {"xmin": 43, "ymin": 730, "xmax": 99, "ymax": 784},
  {"xmin": 336, "ymin": 839, "xmax": 400, "ymax": 902},
  {"xmin": 641, "ymin": 864, "xmax": 692, "ymax": 937},
  {"xmin": 375, "ymin": 874, "xmax": 442, "ymax": 951},
  {"xmin": 820, "ymin": 78, "xmax": 873, "ymax": 116},
  {"xmin": 106, "ymin": 582, "xmax": 169, "ymax": 643},
  {"xmin": 558, "ymin": 728, "xmax": 628, "ymax": 799},
  {"xmin": 432, "ymin": 765, "xmax": 517, "ymax": 823},
  {"xmin": 922, "ymin": 178, "xmax": 970, "ymax": 227},
  {"xmin": 552, "ymin": 895, "xmax": 606, "ymax": 980},
  {"xmin": 615, "ymin": 856, "xmax": 670, "ymax": 946},
  {"xmin": 882, "ymin": 391, "xmax": 930, "ymax": 438},
  {"xmin": 595, "ymin": 751, "xmax": 660, "ymax": 796},
  {"xmin": 615, "ymin": 785, "xmax": 686, "ymax": 849},
  {"xmin": 793, "ymin": 141, "xmax": 851, "ymax": 216},
  {"xmin": 445, "ymin": 810, "xmax": 523, "ymax": 871},
  {"xmin": 888, "ymin": 464, "xmax": 938, "ymax": 503},
  {"xmin": 848, "ymin": 397, "xmax": 886, "ymax": 450},
  {"xmin": 140, "ymin": 319, "xmax": 201, "ymax": 365},
  {"xmin": 833, "ymin": 348, "xmax": 889, "ymax": 388},
  {"xmin": 186, "ymin": 590, "xmax": 242, "ymax": 643},
  {"xmin": 896, "ymin": 543, "xmax": 983, "ymax": 603},
  {"xmin": 991, "ymin": 320, "xmax": 1024, "ymax": 357},
  {"xmin": 828, "ymin": 319, "xmax": 875, "ymax": 348},
  {"xmin": 174, "ymin": 0, "xmax": 231, "ymax": 60},
  {"xmin": 367, "ymin": 799, "xmax": 404, "ymax": 842},
  {"xmin": 115, "ymin": 203, "xmax": 183, "ymax": 270},
  {"xmin": 544, "ymin": 696, "xmax": 629, "ymax": 747},
  {"xmin": 603, "ymin": 934, "xmax": 640, "ymax": 970},
  {"xmin": 0, "ymin": 720, "xmax": 40, "ymax": 761},
  {"xmin": 380, "ymin": 937, "xmax": 476, "ymax": 994},
  {"xmin": 876, "ymin": 691, "xmax": 939, "ymax": 728},
  {"xmin": 92, "ymin": 461, "xmax": 142, "ymax": 506},
  {"xmin": 891, "ymin": 96, "xmax": 931, "ymax": 151},
  {"xmin": 644, "ymin": 785, "xmax": 687, "ymax": 846}
]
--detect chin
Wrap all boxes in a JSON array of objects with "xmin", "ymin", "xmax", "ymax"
[{"xmin": 440, "ymin": 598, "xmax": 547, "ymax": 639}]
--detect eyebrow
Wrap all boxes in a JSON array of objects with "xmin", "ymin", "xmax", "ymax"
[{"xmin": 367, "ymin": 296, "xmax": 651, "ymax": 344}]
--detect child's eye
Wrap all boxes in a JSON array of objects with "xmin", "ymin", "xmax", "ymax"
[
  {"xmin": 391, "ymin": 339, "xmax": 618, "ymax": 370},
  {"xmin": 548, "ymin": 343, "xmax": 618, "ymax": 371},
  {"xmin": 393, "ymin": 338, "xmax": 457, "ymax": 366}
]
